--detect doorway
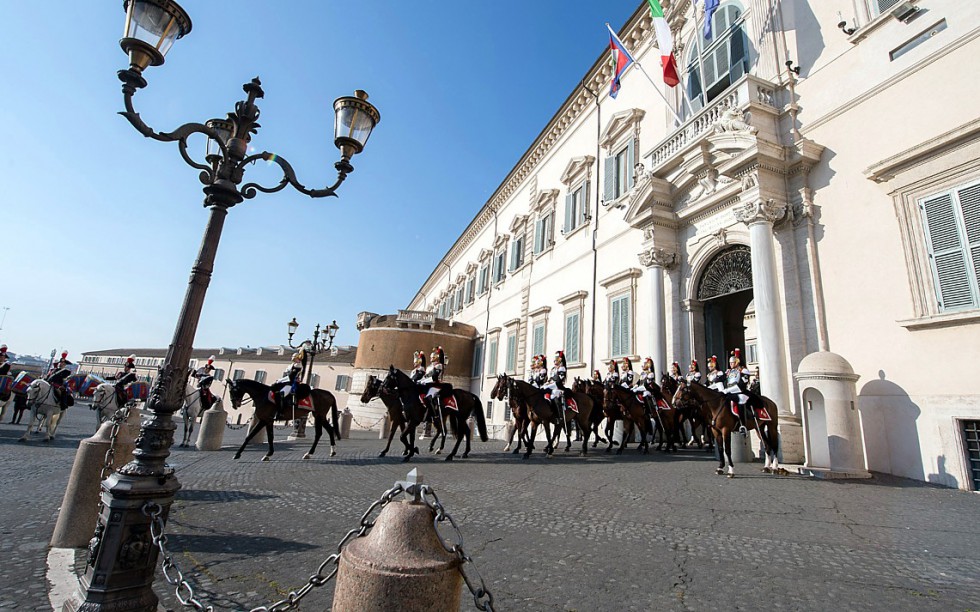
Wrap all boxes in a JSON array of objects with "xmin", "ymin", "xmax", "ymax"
[{"xmin": 698, "ymin": 246, "xmax": 754, "ymax": 361}]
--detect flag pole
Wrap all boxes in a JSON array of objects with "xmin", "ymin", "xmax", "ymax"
[
  {"xmin": 692, "ymin": 0, "xmax": 710, "ymax": 114},
  {"xmin": 606, "ymin": 23, "xmax": 684, "ymax": 124}
]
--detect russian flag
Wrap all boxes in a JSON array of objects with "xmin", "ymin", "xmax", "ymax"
[{"xmin": 607, "ymin": 24, "xmax": 635, "ymax": 99}]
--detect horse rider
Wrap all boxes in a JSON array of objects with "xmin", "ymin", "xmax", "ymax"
[
  {"xmin": 191, "ymin": 355, "xmax": 219, "ymax": 412},
  {"xmin": 620, "ymin": 357, "xmax": 636, "ymax": 390},
  {"xmin": 542, "ymin": 350, "xmax": 568, "ymax": 413},
  {"xmin": 605, "ymin": 359, "xmax": 620, "ymax": 386},
  {"xmin": 528, "ymin": 355, "xmax": 547, "ymax": 387},
  {"xmin": 0, "ymin": 344, "xmax": 10, "ymax": 376},
  {"xmin": 633, "ymin": 357, "xmax": 660, "ymax": 415},
  {"xmin": 271, "ymin": 350, "xmax": 305, "ymax": 414},
  {"xmin": 723, "ymin": 348, "xmax": 761, "ymax": 434},
  {"xmin": 686, "ymin": 359, "xmax": 703, "ymax": 385},
  {"xmin": 410, "ymin": 350, "xmax": 427, "ymax": 383},
  {"xmin": 46, "ymin": 351, "xmax": 73, "ymax": 409},
  {"xmin": 111, "ymin": 354, "xmax": 139, "ymax": 407},
  {"xmin": 705, "ymin": 355, "xmax": 725, "ymax": 391},
  {"xmin": 420, "ymin": 346, "xmax": 452, "ymax": 414},
  {"xmin": 669, "ymin": 361, "xmax": 685, "ymax": 386},
  {"xmin": 591, "ymin": 369, "xmax": 603, "ymax": 385}
]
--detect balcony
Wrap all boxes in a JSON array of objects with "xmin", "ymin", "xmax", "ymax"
[{"xmin": 645, "ymin": 74, "xmax": 781, "ymax": 171}]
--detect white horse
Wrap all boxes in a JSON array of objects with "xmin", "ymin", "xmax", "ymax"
[
  {"xmin": 90, "ymin": 383, "xmax": 128, "ymax": 430},
  {"xmin": 20, "ymin": 379, "xmax": 66, "ymax": 442}
]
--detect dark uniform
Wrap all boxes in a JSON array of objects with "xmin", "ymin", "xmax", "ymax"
[
  {"xmin": 112, "ymin": 355, "xmax": 139, "ymax": 407},
  {"xmin": 191, "ymin": 356, "xmax": 218, "ymax": 411},
  {"xmin": 0, "ymin": 344, "xmax": 10, "ymax": 376},
  {"xmin": 46, "ymin": 352, "xmax": 73, "ymax": 409}
]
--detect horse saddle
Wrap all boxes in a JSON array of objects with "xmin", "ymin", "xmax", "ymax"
[
  {"xmin": 566, "ymin": 398, "xmax": 578, "ymax": 413},
  {"xmin": 656, "ymin": 399, "xmax": 670, "ymax": 412},
  {"xmin": 419, "ymin": 393, "xmax": 458, "ymax": 411}
]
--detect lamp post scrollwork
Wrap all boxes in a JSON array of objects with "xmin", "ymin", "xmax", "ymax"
[{"xmin": 68, "ymin": 2, "xmax": 379, "ymax": 610}]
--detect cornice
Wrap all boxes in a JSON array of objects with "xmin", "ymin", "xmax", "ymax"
[
  {"xmin": 561, "ymin": 155, "xmax": 597, "ymax": 186},
  {"xmin": 411, "ymin": 1, "xmax": 664, "ymax": 304},
  {"xmin": 557, "ymin": 290, "xmax": 589, "ymax": 305},
  {"xmin": 599, "ymin": 267, "xmax": 643, "ymax": 288}
]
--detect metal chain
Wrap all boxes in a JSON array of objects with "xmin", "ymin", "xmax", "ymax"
[
  {"xmin": 350, "ymin": 415, "xmax": 385, "ymax": 430},
  {"xmin": 419, "ymin": 485, "xmax": 496, "ymax": 612},
  {"xmin": 145, "ymin": 484, "xmax": 405, "ymax": 612},
  {"xmin": 100, "ymin": 403, "xmax": 133, "ymax": 481}
]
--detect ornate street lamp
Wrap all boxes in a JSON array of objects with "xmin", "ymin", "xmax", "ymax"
[
  {"xmin": 69, "ymin": 2, "xmax": 378, "ymax": 610},
  {"xmin": 285, "ymin": 318, "xmax": 340, "ymax": 437}
]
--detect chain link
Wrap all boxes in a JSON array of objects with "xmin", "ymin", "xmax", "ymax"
[
  {"xmin": 350, "ymin": 415, "xmax": 385, "ymax": 430},
  {"xmin": 100, "ymin": 403, "xmax": 132, "ymax": 481},
  {"xmin": 419, "ymin": 485, "xmax": 496, "ymax": 612},
  {"xmin": 145, "ymin": 503, "xmax": 213, "ymax": 612}
]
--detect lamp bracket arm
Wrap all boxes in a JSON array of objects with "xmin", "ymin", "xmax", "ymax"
[{"xmin": 239, "ymin": 151, "xmax": 349, "ymax": 200}]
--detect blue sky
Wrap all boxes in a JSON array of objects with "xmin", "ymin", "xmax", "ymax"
[{"xmin": 0, "ymin": 1, "xmax": 638, "ymax": 358}]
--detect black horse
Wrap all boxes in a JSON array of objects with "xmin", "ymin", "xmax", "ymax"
[
  {"xmin": 227, "ymin": 378, "xmax": 340, "ymax": 461},
  {"xmin": 381, "ymin": 366, "xmax": 488, "ymax": 462}
]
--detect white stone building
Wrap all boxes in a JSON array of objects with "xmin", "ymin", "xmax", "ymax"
[{"xmin": 406, "ymin": 0, "xmax": 980, "ymax": 490}]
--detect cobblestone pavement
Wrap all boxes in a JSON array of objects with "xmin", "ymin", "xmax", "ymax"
[{"xmin": 2, "ymin": 411, "xmax": 979, "ymax": 611}]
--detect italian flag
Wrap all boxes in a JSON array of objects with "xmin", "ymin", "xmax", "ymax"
[{"xmin": 647, "ymin": 0, "xmax": 680, "ymax": 87}]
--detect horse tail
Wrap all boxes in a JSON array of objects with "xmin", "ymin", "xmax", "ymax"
[
  {"xmin": 472, "ymin": 394, "xmax": 488, "ymax": 442},
  {"xmin": 331, "ymin": 393, "xmax": 340, "ymax": 434}
]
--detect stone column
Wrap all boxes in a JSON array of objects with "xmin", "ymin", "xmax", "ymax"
[
  {"xmin": 735, "ymin": 199, "xmax": 793, "ymax": 431},
  {"xmin": 638, "ymin": 247, "xmax": 676, "ymax": 377}
]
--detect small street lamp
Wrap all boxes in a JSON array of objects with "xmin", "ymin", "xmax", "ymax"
[
  {"xmin": 70, "ymin": 1, "xmax": 379, "ymax": 610},
  {"xmin": 285, "ymin": 318, "xmax": 340, "ymax": 437}
]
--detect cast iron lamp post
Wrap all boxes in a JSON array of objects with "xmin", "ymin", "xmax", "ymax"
[
  {"xmin": 69, "ymin": 1, "xmax": 379, "ymax": 610},
  {"xmin": 284, "ymin": 318, "xmax": 340, "ymax": 437}
]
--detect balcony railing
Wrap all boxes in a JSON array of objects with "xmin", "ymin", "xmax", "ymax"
[
  {"xmin": 397, "ymin": 309, "xmax": 436, "ymax": 325},
  {"xmin": 646, "ymin": 75, "xmax": 779, "ymax": 169}
]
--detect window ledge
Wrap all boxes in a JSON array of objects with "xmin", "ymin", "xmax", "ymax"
[
  {"xmin": 898, "ymin": 309, "xmax": 980, "ymax": 331},
  {"xmin": 604, "ymin": 193, "xmax": 628, "ymax": 210},
  {"xmin": 562, "ymin": 223, "xmax": 589, "ymax": 240},
  {"xmin": 534, "ymin": 244, "xmax": 555, "ymax": 258}
]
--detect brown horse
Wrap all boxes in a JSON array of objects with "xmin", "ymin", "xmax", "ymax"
[
  {"xmin": 682, "ymin": 381, "xmax": 781, "ymax": 477},
  {"xmin": 228, "ymin": 378, "xmax": 340, "ymax": 461},
  {"xmin": 491, "ymin": 375, "xmax": 531, "ymax": 454},
  {"xmin": 381, "ymin": 366, "xmax": 488, "ymax": 462},
  {"xmin": 490, "ymin": 374, "xmax": 561, "ymax": 459},
  {"xmin": 360, "ymin": 374, "xmax": 450, "ymax": 457},
  {"xmin": 571, "ymin": 378, "xmax": 610, "ymax": 447},
  {"xmin": 659, "ymin": 374, "xmax": 710, "ymax": 450},
  {"xmin": 544, "ymin": 385, "xmax": 594, "ymax": 455},
  {"xmin": 601, "ymin": 383, "xmax": 651, "ymax": 454}
]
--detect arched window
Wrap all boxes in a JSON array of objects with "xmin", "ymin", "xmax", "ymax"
[{"xmin": 686, "ymin": 3, "xmax": 749, "ymax": 111}]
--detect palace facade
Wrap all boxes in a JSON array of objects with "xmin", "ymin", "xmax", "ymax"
[{"xmin": 394, "ymin": 0, "xmax": 980, "ymax": 489}]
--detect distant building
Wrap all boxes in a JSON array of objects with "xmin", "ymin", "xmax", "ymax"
[{"xmin": 80, "ymin": 346, "xmax": 356, "ymax": 425}]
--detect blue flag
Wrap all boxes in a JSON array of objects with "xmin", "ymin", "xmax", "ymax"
[{"xmin": 704, "ymin": 0, "xmax": 721, "ymax": 40}]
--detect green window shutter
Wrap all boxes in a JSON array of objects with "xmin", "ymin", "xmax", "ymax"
[
  {"xmin": 564, "ymin": 193, "xmax": 573, "ymax": 233},
  {"xmin": 921, "ymin": 192, "xmax": 976, "ymax": 310},
  {"xmin": 532, "ymin": 324, "xmax": 544, "ymax": 356},
  {"xmin": 627, "ymin": 140, "xmax": 636, "ymax": 190},
  {"xmin": 566, "ymin": 312, "xmax": 580, "ymax": 363},
  {"xmin": 534, "ymin": 218, "xmax": 544, "ymax": 253},
  {"xmin": 505, "ymin": 334, "xmax": 517, "ymax": 373},
  {"xmin": 487, "ymin": 340, "xmax": 498, "ymax": 375},
  {"xmin": 603, "ymin": 155, "xmax": 616, "ymax": 203},
  {"xmin": 580, "ymin": 181, "xmax": 591, "ymax": 226},
  {"xmin": 611, "ymin": 298, "xmax": 622, "ymax": 357},
  {"xmin": 621, "ymin": 297, "xmax": 631, "ymax": 356},
  {"xmin": 958, "ymin": 184, "xmax": 980, "ymax": 294},
  {"xmin": 472, "ymin": 341, "xmax": 483, "ymax": 377}
]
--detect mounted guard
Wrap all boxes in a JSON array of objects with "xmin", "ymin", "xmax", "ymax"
[
  {"xmin": 723, "ymin": 348, "xmax": 762, "ymax": 434},
  {"xmin": 669, "ymin": 361, "xmax": 685, "ymax": 386},
  {"xmin": 542, "ymin": 350, "xmax": 568, "ymax": 413},
  {"xmin": 0, "ymin": 344, "xmax": 10, "ymax": 376},
  {"xmin": 191, "ymin": 355, "xmax": 218, "ymax": 412},
  {"xmin": 270, "ymin": 350, "xmax": 305, "ymax": 416},
  {"xmin": 686, "ymin": 359, "xmax": 702, "ymax": 385},
  {"xmin": 619, "ymin": 357, "xmax": 635, "ymax": 389},
  {"xmin": 705, "ymin": 355, "xmax": 725, "ymax": 391},
  {"xmin": 420, "ymin": 346, "xmax": 452, "ymax": 416},
  {"xmin": 410, "ymin": 350, "xmax": 427, "ymax": 383},
  {"xmin": 605, "ymin": 359, "xmax": 620, "ymax": 386},
  {"xmin": 634, "ymin": 357, "xmax": 668, "ymax": 414},
  {"xmin": 46, "ymin": 351, "xmax": 74, "ymax": 409},
  {"xmin": 110, "ymin": 354, "xmax": 139, "ymax": 408}
]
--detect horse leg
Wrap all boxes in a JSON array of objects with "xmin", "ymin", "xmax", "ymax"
[
  {"xmin": 446, "ymin": 415, "xmax": 464, "ymax": 461},
  {"xmin": 617, "ymin": 420, "xmax": 630, "ymax": 455},
  {"xmin": 604, "ymin": 419, "xmax": 615, "ymax": 453},
  {"xmin": 401, "ymin": 418, "xmax": 418, "ymax": 463},
  {"xmin": 461, "ymin": 415, "xmax": 472, "ymax": 458},
  {"xmin": 234, "ymin": 419, "xmax": 266, "ymax": 459},
  {"xmin": 503, "ymin": 419, "xmax": 515, "ymax": 452},
  {"xmin": 437, "ymin": 416, "xmax": 449, "ymax": 454},
  {"xmin": 304, "ymin": 416, "xmax": 323, "ymax": 460},
  {"xmin": 523, "ymin": 422, "xmax": 537, "ymax": 460},
  {"xmin": 260, "ymin": 422, "xmax": 275, "ymax": 461},
  {"xmin": 579, "ymin": 415, "xmax": 590, "ymax": 456},
  {"xmin": 326, "ymin": 413, "xmax": 338, "ymax": 457}
]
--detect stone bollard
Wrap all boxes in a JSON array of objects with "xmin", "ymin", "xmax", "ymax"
[
  {"xmin": 50, "ymin": 422, "xmax": 114, "ymax": 548},
  {"xmin": 340, "ymin": 408, "xmax": 353, "ymax": 439},
  {"xmin": 332, "ymin": 501, "xmax": 462, "ymax": 611},
  {"xmin": 378, "ymin": 413, "xmax": 391, "ymax": 440},
  {"xmin": 248, "ymin": 415, "xmax": 269, "ymax": 446},
  {"xmin": 730, "ymin": 431, "xmax": 755, "ymax": 463},
  {"xmin": 196, "ymin": 402, "xmax": 227, "ymax": 451}
]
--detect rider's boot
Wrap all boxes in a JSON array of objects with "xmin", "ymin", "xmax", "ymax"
[{"xmin": 737, "ymin": 404, "xmax": 748, "ymax": 436}]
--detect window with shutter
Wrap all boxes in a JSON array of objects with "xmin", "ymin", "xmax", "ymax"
[
  {"xmin": 869, "ymin": 0, "xmax": 902, "ymax": 17},
  {"xmin": 534, "ymin": 218, "xmax": 544, "ymax": 253},
  {"xmin": 486, "ymin": 339, "xmax": 498, "ymax": 376},
  {"xmin": 615, "ymin": 147, "xmax": 629, "ymax": 197},
  {"xmin": 920, "ymin": 182, "xmax": 980, "ymax": 311},
  {"xmin": 579, "ymin": 181, "xmax": 591, "ymax": 226},
  {"xmin": 532, "ymin": 323, "xmax": 545, "ymax": 357},
  {"xmin": 610, "ymin": 294, "xmax": 631, "ymax": 357},
  {"xmin": 255, "ymin": 370, "xmax": 267, "ymax": 384},
  {"xmin": 505, "ymin": 333, "xmax": 517, "ymax": 373},
  {"xmin": 471, "ymin": 341, "xmax": 483, "ymax": 377},
  {"xmin": 563, "ymin": 193, "xmax": 574, "ymax": 234},
  {"xmin": 565, "ymin": 311, "xmax": 580, "ymax": 363},
  {"xmin": 603, "ymin": 155, "xmax": 617, "ymax": 203}
]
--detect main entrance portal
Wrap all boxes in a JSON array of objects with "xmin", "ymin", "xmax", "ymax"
[{"xmin": 698, "ymin": 246, "xmax": 754, "ymax": 364}]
